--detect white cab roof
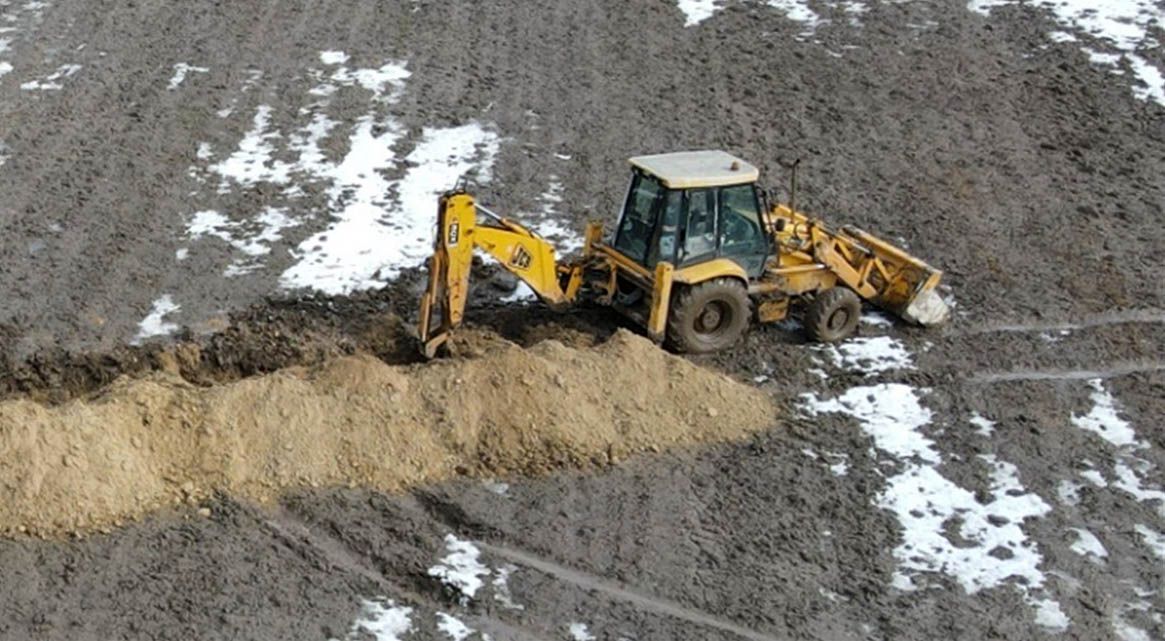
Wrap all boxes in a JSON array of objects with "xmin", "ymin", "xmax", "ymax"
[{"xmin": 628, "ymin": 150, "xmax": 759, "ymax": 189}]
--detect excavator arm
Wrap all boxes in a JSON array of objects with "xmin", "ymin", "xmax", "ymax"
[{"xmin": 418, "ymin": 191, "xmax": 581, "ymax": 358}]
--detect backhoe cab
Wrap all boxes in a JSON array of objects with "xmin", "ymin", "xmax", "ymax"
[{"xmin": 418, "ymin": 150, "xmax": 949, "ymax": 358}]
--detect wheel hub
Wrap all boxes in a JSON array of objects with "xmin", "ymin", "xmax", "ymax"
[
  {"xmin": 696, "ymin": 303, "xmax": 727, "ymax": 334},
  {"xmin": 827, "ymin": 308, "xmax": 850, "ymax": 332}
]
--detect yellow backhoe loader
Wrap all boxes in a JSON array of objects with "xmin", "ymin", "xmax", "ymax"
[{"xmin": 418, "ymin": 150, "xmax": 949, "ymax": 358}]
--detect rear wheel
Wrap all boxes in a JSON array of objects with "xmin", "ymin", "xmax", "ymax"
[
  {"xmin": 805, "ymin": 287, "xmax": 861, "ymax": 342},
  {"xmin": 666, "ymin": 278, "xmax": 751, "ymax": 353}
]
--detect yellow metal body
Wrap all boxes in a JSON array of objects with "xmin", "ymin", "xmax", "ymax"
[
  {"xmin": 419, "ymin": 192, "xmax": 582, "ymax": 357},
  {"xmin": 418, "ymin": 164, "xmax": 947, "ymax": 356},
  {"xmin": 647, "ymin": 262, "xmax": 674, "ymax": 341},
  {"xmin": 763, "ymin": 204, "xmax": 945, "ymax": 323},
  {"xmin": 673, "ymin": 258, "xmax": 749, "ymax": 286}
]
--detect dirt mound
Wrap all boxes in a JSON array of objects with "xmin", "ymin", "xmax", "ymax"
[{"xmin": 0, "ymin": 330, "xmax": 773, "ymax": 537}]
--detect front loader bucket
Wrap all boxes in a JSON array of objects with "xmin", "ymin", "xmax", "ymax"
[
  {"xmin": 839, "ymin": 226, "xmax": 951, "ymax": 326},
  {"xmin": 901, "ymin": 287, "xmax": 950, "ymax": 326}
]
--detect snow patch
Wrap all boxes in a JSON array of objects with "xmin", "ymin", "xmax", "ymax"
[
  {"xmin": 1033, "ymin": 600, "xmax": 1071, "ymax": 633},
  {"xmin": 1113, "ymin": 461, "xmax": 1165, "ymax": 518},
  {"xmin": 804, "ymin": 383, "xmax": 936, "ymax": 462},
  {"xmin": 767, "ymin": 0, "xmax": 822, "ymax": 35},
  {"xmin": 0, "ymin": 61, "xmax": 11, "ymax": 78},
  {"xmin": 1057, "ymin": 479, "xmax": 1082, "ymax": 506},
  {"xmin": 168, "ymin": 62, "xmax": 208, "ymax": 90},
  {"xmin": 275, "ymin": 115, "xmax": 404, "ymax": 291},
  {"xmin": 207, "ymin": 106, "xmax": 298, "ymax": 188},
  {"xmin": 492, "ymin": 564, "xmax": 524, "ymax": 610},
  {"xmin": 859, "ymin": 310, "xmax": 894, "ymax": 327},
  {"xmin": 1114, "ymin": 617, "xmax": 1153, "ymax": 641},
  {"xmin": 681, "ymin": 0, "xmax": 866, "ymax": 33},
  {"xmin": 20, "ymin": 63, "xmax": 80, "ymax": 90},
  {"xmin": 428, "ymin": 534, "xmax": 490, "ymax": 604},
  {"xmin": 883, "ymin": 455, "xmax": 1054, "ymax": 596},
  {"xmin": 1072, "ymin": 379, "xmax": 1142, "ymax": 448},
  {"xmin": 1134, "ymin": 524, "xmax": 1165, "ymax": 560},
  {"xmin": 1129, "ymin": 55, "xmax": 1165, "ymax": 105},
  {"xmin": 320, "ymin": 50, "xmax": 350, "ymax": 65},
  {"xmin": 436, "ymin": 613, "xmax": 474, "ymax": 641},
  {"xmin": 324, "ymin": 58, "xmax": 410, "ymax": 101},
  {"xmin": 820, "ymin": 336, "xmax": 915, "ymax": 374},
  {"xmin": 532, "ymin": 178, "xmax": 582, "ymax": 254},
  {"xmin": 1086, "ymin": 48, "xmax": 1123, "ymax": 66},
  {"xmin": 969, "ymin": 0, "xmax": 1165, "ymax": 106},
  {"xmin": 677, "ymin": 0, "xmax": 718, "ymax": 26},
  {"xmin": 1069, "ymin": 528, "xmax": 1108, "ymax": 560},
  {"xmin": 1080, "ymin": 468, "xmax": 1107, "ymax": 487},
  {"xmin": 187, "ymin": 207, "xmax": 298, "ymax": 275},
  {"xmin": 185, "ymin": 51, "xmax": 500, "ymax": 296},
  {"xmin": 970, "ymin": 412, "xmax": 996, "ymax": 437},
  {"xmin": 391, "ymin": 122, "xmax": 500, "ymax": 257},
  {"xmin": 334, "ymin": 599, "xmax": 413, "ymax": 641},
  {"xmin": 281, "ymin": 120, "xmax": 499, "ymax": 293},
  {"xmin": 803, "ymin": 384, "xmax": 1063, "ymax": 629},
  {"xmin": 568, "ymin": 622, "xmax": 596, "ymax": 641},
  {"xmin": 134, "ymin": 295, "xmax": 180, "ymax": 343}
]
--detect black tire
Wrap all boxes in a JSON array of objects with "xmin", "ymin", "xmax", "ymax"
[
  {"xmin": 666, "ymin": 278, "xmax": 751, "ymax": 353},
  {"xmin": 805, "ymin": 287, "xmax": 861, "ymax": 342}
]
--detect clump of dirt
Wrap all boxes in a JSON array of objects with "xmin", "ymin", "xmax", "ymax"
[{"xmin": 0, "ymin": 330, "xmax": 773, "ymax": 537}]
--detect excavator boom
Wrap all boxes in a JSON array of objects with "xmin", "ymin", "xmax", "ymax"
[{"xmin": 418, "ymin": 190, "xmax": 579, "ymax": 358}]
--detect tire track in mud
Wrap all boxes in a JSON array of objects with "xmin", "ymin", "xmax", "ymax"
[
  {"xmin": 917, "ymin": 309, "xmax": 1165, "ymax": 385},
  {"xmin": 283, "ymin": 487, "xmax": 782, "ymax": 641},
  {"xmin": 262, "ymin": 505, "xmax": 396, "ymax": 592},
  {"xmin": 961, "ymin": 308, "xmax": 1165, "ymax": 335},
  {"xmin": 265, "ymin": 500, "xmax": 555, "ymax": 641},
  {"xmin": 407, "ymin": 483, "xmax": 784, "ymax": 641},
  {"xmin": 968, "ymin": 361, "xmax": 1165, "ymax": 384},
  {"xmin": 476, "ymin": 541, "xmax": 788, "ymax": 641}
]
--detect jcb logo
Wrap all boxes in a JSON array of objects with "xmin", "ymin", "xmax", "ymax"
[
  {"xmin": 447, "ymin": 221, "xmax": 460, "ymax": 246},
  {"xmin": 510, "ymin": 246, "xmax": 532, "ymax": 270}
]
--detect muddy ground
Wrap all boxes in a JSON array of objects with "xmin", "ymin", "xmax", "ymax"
[{"xmin": 1, "ymin": 0, "xmax": 1164, "ymax": 640}]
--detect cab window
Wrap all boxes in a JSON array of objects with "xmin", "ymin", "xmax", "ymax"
[
  {"xmin": 613, "ymin": 173, "xmax": 664, "ymax": 264},
  {"xmin": 683, "ymin": 189, "xmax": 717, "ymax": 260},
  {"xmin": 718, "ymin": 184, "xmax": 764, "ymax": 255},
  {"xmin": 648, "ymin": 190, "xmax": 683, "ymax": 267}
]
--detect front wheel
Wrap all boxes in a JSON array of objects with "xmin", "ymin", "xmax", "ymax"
[
  {"xmin": 805, "ymin": 287, "xmax": 861, "ymax": 342},
  {"xmin": 666, "ymin": 278, "xmax": 751, "ymax": 353}
]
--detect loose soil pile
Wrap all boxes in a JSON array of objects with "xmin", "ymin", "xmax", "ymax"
[{"xmin": 0, "ymin": 330, "xmax": 772, "ymax": 536}]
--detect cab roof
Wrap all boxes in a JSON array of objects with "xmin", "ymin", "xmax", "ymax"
[{"xmin": 628, "ymin": 150, "xmax": 759, "ymax": 189}]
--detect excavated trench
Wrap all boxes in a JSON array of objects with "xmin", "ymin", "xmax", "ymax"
[{"xmin": 0, "ymin": 328, "xmax": 775, "ymax": 537}]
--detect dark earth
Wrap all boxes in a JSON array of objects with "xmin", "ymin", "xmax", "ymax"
[{"xmin": 1, "ymin": 0, "xmax": 1163, "ymax": 640}]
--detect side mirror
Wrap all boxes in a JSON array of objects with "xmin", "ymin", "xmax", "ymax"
[{"xmin": 774, "ymin": 218, "xmax": 787, "ymax": 233}]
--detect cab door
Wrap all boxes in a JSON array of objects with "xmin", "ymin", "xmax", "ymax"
[
  {"xmin": 675, "ymin": 185, "xmax": 768, "ymax": 277},
  {"xmin": 716, "ymin": 184, "xmax": 768, "ymax": 277}
]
